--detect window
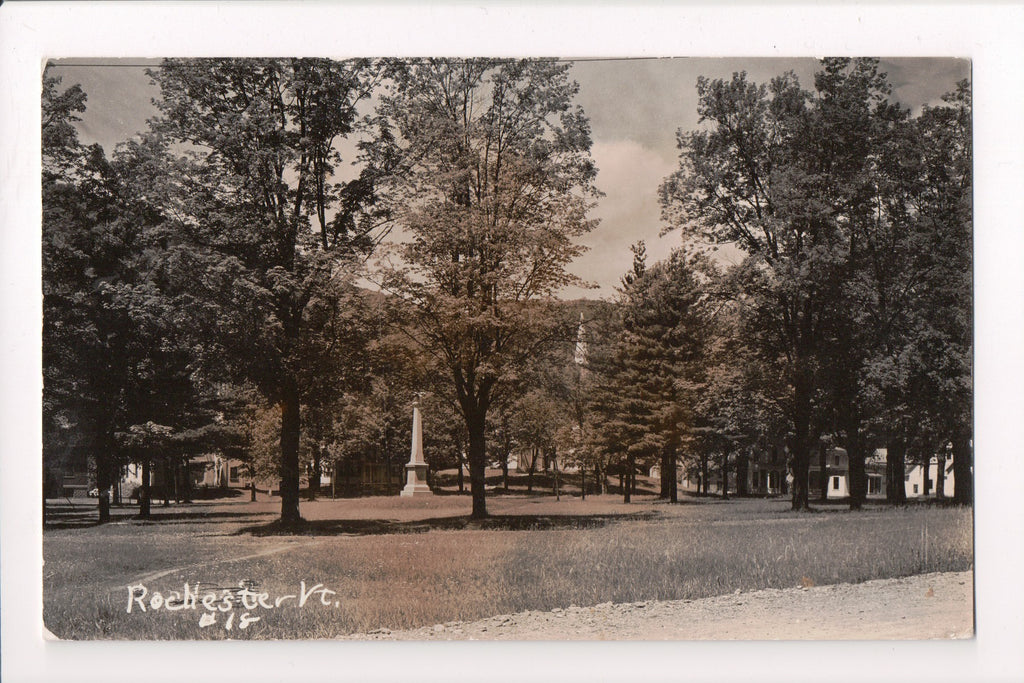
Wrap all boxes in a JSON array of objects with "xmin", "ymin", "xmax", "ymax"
[
  {"xmin": 913, "ymin": 484, "xmax": 919, "ymax": 494},
  {"xmin": 229, "ymin": 466, "xmax": 240, "ymax": 483},
  {"xmin": 832, "ymin": 476, "xmax": 841, "ymax": 490}
]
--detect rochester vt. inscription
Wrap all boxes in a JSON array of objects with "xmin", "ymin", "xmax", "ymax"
[{"xmin": 126, "ymin": 581, "xmax": 340, "ymax": 631}]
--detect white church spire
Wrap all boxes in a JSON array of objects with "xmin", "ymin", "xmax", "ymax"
[{"xmin": 573, "ymin": 312, "xmax": 588, "ymax": 367}]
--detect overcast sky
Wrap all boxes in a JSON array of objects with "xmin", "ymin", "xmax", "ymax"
[{"xmin": 49, "ymin": 57, "xmax": 969, "ymax": 299}]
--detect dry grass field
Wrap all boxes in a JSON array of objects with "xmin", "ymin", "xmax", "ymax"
[{"xmin": 42, "ymin": 492, "xmax": 973, "ymax": 639}]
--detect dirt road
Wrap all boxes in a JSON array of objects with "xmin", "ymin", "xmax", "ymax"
[{"xmin": 346, "ymin": 571, "xmax": 973, "ymax": 640}]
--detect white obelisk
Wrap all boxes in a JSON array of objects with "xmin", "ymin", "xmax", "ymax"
[{"xmin": 400, "ymin": 395, "xmax": 432, "ymax": 497}]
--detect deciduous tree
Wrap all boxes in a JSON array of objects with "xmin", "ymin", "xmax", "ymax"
[
  {"xmin": 370, "ymin": 58, "xmax": 599, "ymax": 518},
  {"xmin": 147, "ymin": 59, "xmax": 385, "ymax": 524}
]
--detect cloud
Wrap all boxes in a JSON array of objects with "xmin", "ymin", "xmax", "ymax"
[
  {"xmin": 880, "ymin": 58, "xmax": 971, "ymax": 113},
  {"xmin": 563, "ymin": 139, "xmax": 680, "ymax": 299}
]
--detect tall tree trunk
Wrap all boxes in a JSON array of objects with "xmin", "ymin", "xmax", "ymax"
[
  {"xmin": 163, "ymin": 458, "xmax": 171, "ymax": 507},
  {"xmin": 501, "ymin": 453, "xmax": 509, "ymax": 491},
  {"xmin": 935, "ymin": 452, "xmax": 946, "ymax": 500},
  {"xmin": 951, "ymin": 428, "xmax": 972, "ymax": 505},
  {"xmin": 701, "ymin": 455, "xmax": 709, "ymax": 496},
  {"xmin": 736, "ymin": 451, "xmax": 748, "ymax": 497},
  {"xmin": 182, "ymin": 457, "xmax": 193, "ymax": 503},
  {"xmin": 669, "ymin": 447, "xmax": 679, "ymax": 503},
  {"xmin": 659, "ymin": 445, "xmax": 672, "ymax": 499},
  {"xmin": 596, "ymin": 464, "xmax": 605, "ymax": 494},
  {"xmin": 921, "ymin": 453, "xmax": 931, "ymax": 496},
  {"xmin": 458, "ymin": 452, "xmax": 465, "ymax": 493},
  {"xmin": 172, "ymin": 458, "xmax": 180, "ymax": 503},
  {"xmin": 818, "ymin": 441, "xmax": 829, "ymax": 503},
  {"xmin": 467, "ymin": 411, "xmax": 488, "ymax": 519},
  {"xmin": 790, "ymin": 379, "xmax": 813, "ymax": 511},
  {"xmin": 527, "ymin": 449, "xmax": 536, "ymax": 493},
  {"xmin": 279, "ymin": 378, "xmax": 302, "ymax": 525},
  {"xmin": 720, "ymin": 451, "xmax": 729, "ymax": 500},
  {"xmin": 623, "ymin": 456, "xmax": 632, "ymax": 504},
  {"xmin": 886, "ymin": 433, "xmax": 907, "ymax": 504},
  {"xmin": 96, "ymin": 447, "xmax": 112, "ymax": 524},
  {"xmin": 139, "ymin": 458, "xmax": 151, "ymax": 519},
  {"xmin": 842, "ymin": 411, "xmax": 868, "ymax": 510},
  {"xmin": 580, "ymin": 465, "xmax": 586, "ymax": 501},
  {"xmin": 553, "ymin": 453, "xmax": 560, "ymax": 501},
  {"xmin": 847, "ymin": 447, "xmax": 866, "ymax": 510}
]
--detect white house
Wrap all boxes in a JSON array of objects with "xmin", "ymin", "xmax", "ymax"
[
  {"xmin": 905, "ymin": 456, "xmax": 956, "ymax": 498},
  {"xmin": 119, "ymin": 454, "xmax": 250, "ymax": 498},
  {"xmin": 808, "ymin": 448, "xmax": 887, "ymax": 499}
]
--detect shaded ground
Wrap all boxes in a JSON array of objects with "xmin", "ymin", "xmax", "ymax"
[
  {"xmin": 345, "ymin": 570, "xmax": 974, "ymax": 641},
  {"xmin": 237, "ymin": 511, "xmax": 657, "ymax": 536},
  {"xmin": 42, "ymin": 489, "xmax": 955, "ymax": 533},
  {"xmin": 43, "ymin": 489, "xmax": 673, "ymax": 530}
]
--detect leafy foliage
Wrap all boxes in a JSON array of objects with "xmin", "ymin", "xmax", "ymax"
[
  {"xmin": 369, "ymin": 58, "xmax": 600, "ymax": 517},
  {"xmin": 146, "ymin": 59, "xmax": 385, "ymax": 522},
  {"xmin": 660, "ymin": 60, "xmax": 972, "ymax": 507}
]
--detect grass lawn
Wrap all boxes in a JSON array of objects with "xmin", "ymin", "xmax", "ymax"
[{"xmin": 43, "ymin": 492, "xmax": 973, "ymax": 639}]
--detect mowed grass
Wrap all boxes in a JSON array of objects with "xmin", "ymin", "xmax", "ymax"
[{"xmin": 43, "ymin": 495, "xmax": 973, "ymax": 639}]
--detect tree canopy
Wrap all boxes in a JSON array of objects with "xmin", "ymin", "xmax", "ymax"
[{"xmin": 369, "ymin": 58, "xmax": 600, "ymax": 518}]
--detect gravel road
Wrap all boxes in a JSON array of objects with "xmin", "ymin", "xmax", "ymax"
[{"xmin": 345, "ymin": 570, "xmax": 973, "ymax": 640}]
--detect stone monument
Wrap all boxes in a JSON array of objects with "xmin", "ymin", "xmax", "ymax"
[{"xmin": 400, "ymin": 395, "xmax": 433, "ymax": 497}]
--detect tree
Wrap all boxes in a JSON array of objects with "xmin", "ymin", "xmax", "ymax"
[
  {"xmin": 661, "ymin": 60, "xmax": 927, "ymax": 510},
  {"xmin": 587, "ymin": 246, "xmax": 657, "ymax": 502},
  {"xmin": 488, "ymin": 401, "xmax": 516, "ymax": 492},
  {"xmin": 690, "ymin": 298, "xmax": 785, "ymax": 500},
  {"xmin": 297, "ymin": 284, "xmax": 375, "ymax": 499},
  {"xmin": 804, "ymin": 59, "xmax": 909, "ymax": 509},
  {"xmin": 910, "ymin": 81, "xmax": 972, "ymax": 505},
  {"xmin": 147, "ymin": 59, "xmax": 385, "ymax": 524},
  {"xmin": 42, "ymin": 69, "xmax": 112, "ymax": 519},
  {"xmin": 41, "ymin": 70, "xmax": 87, "ymax": 180},
  {"xmin": 511, "ymin": 387, "xmax": 570, "ymax": 492},
  {"xmin": 43, "ymin": 68, "xmax": 212, "ymax": 523},
  {"xmin": 587, "ymin": 244, "xmax": 719, "ymax": 503},
  {"xmin": 370, "ymin": 58, "xmax": 599, "ymax": 518},
  {"xmin": 661, "ymin": 69, "xmax": 823, "ymax": 510},
  {"xmin": 662, "ymin": 61, "xmax": 972, "ymax": 510}
]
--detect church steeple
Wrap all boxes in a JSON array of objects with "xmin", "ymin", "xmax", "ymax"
[{"xmin": 573, "ymin": 312, "xmax": 588, "ymax": 367}]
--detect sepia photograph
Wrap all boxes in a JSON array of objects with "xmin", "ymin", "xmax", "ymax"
[
  {"xmin": 3, "ymin": 3, "xmax": 1024, "ymax": 683},
  {"xmin": 40, "ymin": 55, "xmax": 974, "ymax": 641}
]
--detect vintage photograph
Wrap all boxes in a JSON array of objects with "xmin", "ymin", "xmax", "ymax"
[{"xmin": 41, "ymin": 56, "xmax": 973, "ymax": 641}]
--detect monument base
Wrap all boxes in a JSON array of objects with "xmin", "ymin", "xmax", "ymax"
[{"xmin": 400, "ymin": 463, "xmax": 433, "ymax": 497}]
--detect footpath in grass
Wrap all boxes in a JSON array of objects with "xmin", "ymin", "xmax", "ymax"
[{"xmin": 43, "ymin": 494, "xmax": 973, "ymax": 640}]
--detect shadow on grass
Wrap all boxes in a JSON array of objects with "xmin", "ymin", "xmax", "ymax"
[
  {"xmin": 129, "ymin": 511, "xmax": 276, "ymax": 523},
  {"xmin": 44, "ymin": 510, "xmax": 274, "ymax": 530},
  {"xmin": 236, "ymin": 511, "xmax": 659, "ymax": 537}
]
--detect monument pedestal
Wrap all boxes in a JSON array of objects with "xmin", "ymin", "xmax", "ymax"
[
  {"xmin": 400, "ymin": 396, "xmax": 434, "ymax": 497},
  {"xmin": 401, "ymin": 462, "xmax": 432, "ymax": 497}
]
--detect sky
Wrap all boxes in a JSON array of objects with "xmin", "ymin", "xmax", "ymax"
[{"xmin": 48, "ymin": 57, "xmax": 969, "ymax": 299}]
